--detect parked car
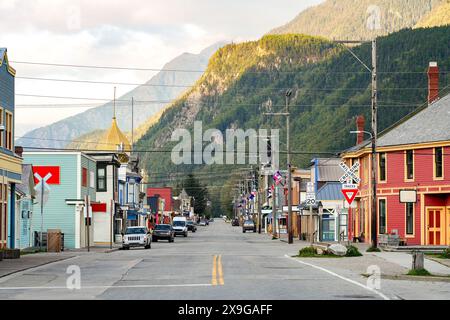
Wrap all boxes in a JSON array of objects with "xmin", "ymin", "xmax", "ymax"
[
  {"xmin": 231, "ymin": 218, "xmax": 240, "ymax": 226},
  {"xmin": 199, "ymin": 220, "xmax": 207, "ymax": 226},
  {"xmin": 122, "ymin": 226, "xmax": 152, "ymax": 250},
  {"xmin": 172, "ymin": 216, "xmax": 188, "ymax": 237},
  {"xmin": 242, "ymin": 220, "xmax": 256, "ymax": 233},
  {"xmin": 187, "ymin": 220, "xmax": 197, "ymax": 232},
  {"xmin": 152, "ymin": 224, "xmax": 175, "ymax": 242},
  {"xmin": 209, "ymin": 218, "xmax": 214, "ymax": 222}
]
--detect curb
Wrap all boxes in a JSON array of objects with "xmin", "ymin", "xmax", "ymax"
[{"xmin": 381, "ymin": 274, "xmax": 450, "ymax": 283}]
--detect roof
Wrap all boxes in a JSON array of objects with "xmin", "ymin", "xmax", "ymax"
[
  {"xmin": 343, "ymin": 92, "xmax": 450, "ymax": 153},
  {"xmin": 377, "ymin": 93, "xmax": 450, "ymax": 147},
  {"xmin": 16, "ymin": 164, "xmax": 36, "ymax": 197},
  {"xmin": 100, "ymin": 118, "xmax": 131, "ymax": 162},
  {"xmin": 316, "ymin": 182, "xmax": 343, "ymax": 201},
  {"xmin": 312, "ymin": 158, "xmax": 342, "ymax": 182},
  {"xmin": 0, "ymin": 48, "xmax": 16, "ymax": 76}
]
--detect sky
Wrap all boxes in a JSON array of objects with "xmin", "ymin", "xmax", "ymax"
[{"xmin": 0, "ymin": 0, "xmax": 323, "ymax": 137}]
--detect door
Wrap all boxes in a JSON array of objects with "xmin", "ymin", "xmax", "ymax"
[
  {"xmin": 427, "ymin": 208, "xmax": 443, "ymax": 245},
  {"xmin": 447, "ymin": 208, "xmax": 450, "ymax": 246}
]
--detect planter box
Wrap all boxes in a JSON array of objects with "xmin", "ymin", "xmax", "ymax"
[{"xmin": 0, "ymin": 249, "xmax": 20, "ymax": 259}]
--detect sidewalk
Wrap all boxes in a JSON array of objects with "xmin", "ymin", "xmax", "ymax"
[
  {"xmin": 367, "ymin": 251, "xmax": 450, "ymax": 276},
  {"xmin": 0, "ymin": 252, "xmax": 75, "ymax": 278},
  {"xmin": 64, "ymin": 244, "xmax": 121, "ymax": 253}
]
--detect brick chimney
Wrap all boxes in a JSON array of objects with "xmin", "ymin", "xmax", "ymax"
[
  {"xmin": 15, "ymin": 146, "xmax": 23, "ymax": 157},
  {"xmin": 356, "ymin": 115, "xmax": 365, "ymax": 145},
  {"xmin": 428, "ymin": 61, "xmax": 439, "ymax": 105}
]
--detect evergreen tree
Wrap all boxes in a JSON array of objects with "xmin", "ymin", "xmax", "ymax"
[{"xmin": 183, "ymin": 174, "xmax": 209, "ymax": 215}]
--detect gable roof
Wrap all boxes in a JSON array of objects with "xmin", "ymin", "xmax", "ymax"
[
  {"xmin": 343, "ymin": 92, "xmax": 450, "ymax": 154},
  {"xmin": 377, "ymin": 93, "xmax": 450, "ymax": 147}
]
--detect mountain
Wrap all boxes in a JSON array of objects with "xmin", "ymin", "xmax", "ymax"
[
  {"xmin": 16, "ymin": 42, "xmax": 225, "ymax": 149},
  {"xmin": 134, "ymin": 27, "xmax": 450, "ymax": 214},
  {"xmin": 415, "ymin": 0, "xmax": 450, "ymax": 28},
  {"xmin": 269, "ymin": 0, "xmax": 444, "ymax": 40}
]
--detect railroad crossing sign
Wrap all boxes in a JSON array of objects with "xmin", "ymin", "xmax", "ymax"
[
  {"xmin": 34, "ymin": 172, "xmax": 52, "ymax": 205},
  {"xmin": 339, "ymin": 162, "xmax": 360, "ymax": 184},
  {"xmin": 341, "ymin": 183, "xmax": 358, "ymax": 206}
]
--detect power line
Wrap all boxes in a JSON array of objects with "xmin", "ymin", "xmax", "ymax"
[{"xmin": 9, "ymin": 60, "xmax": 450, "ymax": 74}]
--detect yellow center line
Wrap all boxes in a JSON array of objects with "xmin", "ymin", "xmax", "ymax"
[
  {"xmin": 217, "ymin": 255, "xmax": 224, "ymax": 285},
  {"xmin": 211, "ymin": 255, "xmax": 217, "ymax": 285}
]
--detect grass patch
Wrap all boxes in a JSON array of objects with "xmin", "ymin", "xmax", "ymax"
[
  {"xmin": 346, "ymin": 245, "xmax": 363, "ymax": 257},
  {"xmin": 296, "ymin": 246, "xmax": 344, "ymax": 258},
  {"xmin": 366, "ymin": 246, "xmax": 381, "ymax": 252},
  {"xmin": 407, "ymin": 268, "xmax": 431, "ymax": 276}
]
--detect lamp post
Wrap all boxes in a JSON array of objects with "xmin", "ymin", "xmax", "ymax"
[{"xmin": 350, "ymin": 130, "xmax": 377, "ymax": 249}]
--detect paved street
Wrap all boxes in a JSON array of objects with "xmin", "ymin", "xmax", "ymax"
[{"xmin": 0, "ymin": 220, "xmax": 449, "ymax": 300}]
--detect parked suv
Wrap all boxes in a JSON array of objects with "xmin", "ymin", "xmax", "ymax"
[
  {"xmin": 122, "ymin": 226, "xmax": 152, "ymax": 250},
  {"xmin": 152, "ymin": 224, "xmax": 175, "ymax": 242},
  {"xmin": 187, "ymin": 220, "xmax": 197, "ymax": 232},
  {"xmin": 242, "ymin": 220, "xmax": 256, "ymax": 233}
]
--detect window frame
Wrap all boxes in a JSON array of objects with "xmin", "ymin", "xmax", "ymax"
[
  {"xmin": 5, "ymin": 111, "xmax": 13, "ymax": 150},
  {"xmin": 405, "ymin": 202, "xmax": 414, "ymax": 237},
  {"xmin": 378, "ymin": 152, "xmax": 387, "ymax": 182},
  {"xmin": 405, "ymin": 150, "xmax": 414, "ymax": 181},
  {"xmin": 96, "ymin": 165, "xmax": 107, "ymax": 192},
  {"xmin": 378, "ymin": 198, "xmax": 387, "ymax": 235},
  {"xmin": 82, "ymin": 167, "xmax": 88, "ymax": 187},
  {"xmin": 433, "ymin": 147, "xmax": 444, "ymax": 180},
  {"xmin": 0, "ymin": 107, "xmax": 3, "ymax": 148}
]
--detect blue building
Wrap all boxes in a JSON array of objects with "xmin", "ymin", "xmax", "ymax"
[
  {"xmin": 22, "ymin": 151, "xmax": 96, "ymax": 249},
  {"xmin": 0, "ymin": 48, "xmax": 23, "ymax": 249}
]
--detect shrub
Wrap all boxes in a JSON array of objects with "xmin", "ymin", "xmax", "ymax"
[
  {"xmin": 346, "ymin": 245, "xmax": 363, "ymax": 257},
  {"xmin": 440, "ymin": 248, "xmax": 450, "ymax": 259},
  {"xmin": 366, "ymin": 246, "xmax": 381, "ymax": 252},
  {"xmin": 298, "ymin": 246, "xmax": 317, "ymax": 257}
]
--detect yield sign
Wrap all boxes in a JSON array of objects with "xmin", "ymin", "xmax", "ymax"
[{"xmin": 342, "ymin": 187, "xmax": 358, "ymax": 205}]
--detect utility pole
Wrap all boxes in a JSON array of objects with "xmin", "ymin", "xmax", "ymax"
[
  {"xmin": 40, "ymin": 178, "xmax": 44, "ymax": 251},
  {"xmin": 131, "ymin": 97, "xmax": 134, "ymax": 151},
  {"xmin": 286, "ymin": 90, "xmax": 293, "ymax": 244},
  {"xmin": 370, "ymin": 39, "xmax": 378, "ymax": 249},
  {"xmin": 257, "ymin": 167, "xmax": 262, "ymax": 234},
  {"xmin": 335, "ymin": 39, "xmax": 378, "ymax": 248}
]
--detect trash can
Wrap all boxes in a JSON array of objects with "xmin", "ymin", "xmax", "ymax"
[{"xmin": 47, "ymin": 229, "xmax": 62, "ymax": 252}]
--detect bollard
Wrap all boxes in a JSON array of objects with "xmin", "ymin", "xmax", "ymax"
[{"xmin": 412, "ymin": 251, "xmax": 424, "ymax": 270}]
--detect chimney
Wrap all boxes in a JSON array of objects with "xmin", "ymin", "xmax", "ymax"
[
  {"xmin": 428, "ymin": 61, "xmax": 439, "ymax": 105},
  {"xmin": 15, "ymin": 146, "xmax": 23, "ymax": 157},
  {"xmin": 356, "ymin": 115, "xmax": 365, "ymax": 145}
]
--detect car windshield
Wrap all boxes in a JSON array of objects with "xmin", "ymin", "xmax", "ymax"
[
  {"xmin": 173, "ymin": 221, "xmax": 185, "ymax": 227},
  {"xmin": 244, "ymin": 221, "xmax": 253, "ymax": 225},
  {"xmin": 126, "ymin": 228, "xmax": 146, "ymax": 234},
  {"xmin": 155, "ymin": 225, "xmax": 171, "ymax": 230}
]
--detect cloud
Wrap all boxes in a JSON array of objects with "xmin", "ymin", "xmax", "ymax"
[{"xmin": 4, "ymin": 0, "xmax": 322, "ymax": 134}]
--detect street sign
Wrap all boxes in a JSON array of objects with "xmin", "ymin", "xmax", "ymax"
[
  {"xmin": 341, "ymin": 183, "xmax": 358, "ymax": 206},
  {"xmin": 305, "ymin": 182, "xmax": 316, "ymax": 205},
  {"xmin": 339, "ymin": 162, "xmax": 361, "ymax": 184}
]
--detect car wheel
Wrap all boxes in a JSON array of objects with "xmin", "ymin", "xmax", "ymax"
[
  {"xmin": 184, "ymin": 232, "xmax": 187, "ymax": 237},
  {"xmin": 243, "ymin": 229, "xmax": 246, "ymax": 233}
]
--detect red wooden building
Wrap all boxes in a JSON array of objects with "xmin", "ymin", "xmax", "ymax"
[{"xmin": 342, "ymin": 62, "xmax": 450, "ymax": 246}]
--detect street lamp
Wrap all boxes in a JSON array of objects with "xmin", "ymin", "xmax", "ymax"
[{"xmin": 350, "ymin": 130, "xmax": 378, "ymax": 249}]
